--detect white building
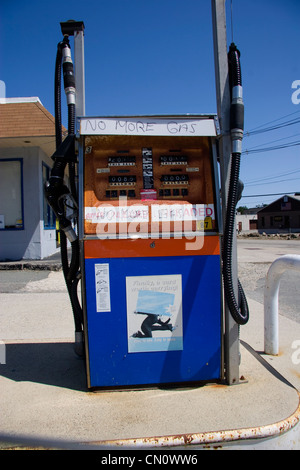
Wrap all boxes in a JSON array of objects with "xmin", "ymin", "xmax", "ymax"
[
  {"xmin": 0, "ymin": 97, "xmax": 64, "ymax": 260},
  {"xmin": 236, "ymin": 209, "xmax": 258, "ymax": 233}
]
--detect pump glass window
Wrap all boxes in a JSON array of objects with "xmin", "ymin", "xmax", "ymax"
[
  {"xmin": 0, "ymin": 159, "xmax": 23, "ymax": 229},
  {"xmin": 42, "ymin": 163, "xmax": 56, "ymax": 229}
]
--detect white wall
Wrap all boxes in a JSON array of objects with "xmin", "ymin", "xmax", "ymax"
[
  {"xmin": 236, "ymin": 214, "xmax": 257, "ymax": 233},
  {"xmin": 38, "ymin": 148, "xmax": 59, "ymax": 259},
  {"xmin": 0, "ymin": 146, "xmax": 58, "ymax": 260}
]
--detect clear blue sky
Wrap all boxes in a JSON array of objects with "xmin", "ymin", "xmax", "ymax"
[{"xmin": 1, "ymin": 0, "xmax": 299, "ymax": 208}]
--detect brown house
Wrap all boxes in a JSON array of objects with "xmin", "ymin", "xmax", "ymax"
[
  {"xmin": 257, "ymin": 194, "xmax": 300, "ymax": 234},
  {"xmin": 0, "ymin": 97, "xmax": 65, "ymax": 260}
]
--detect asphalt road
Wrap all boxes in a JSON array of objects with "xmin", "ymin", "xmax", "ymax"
[
  {"xmin": 0, "ymin": 271, "xmax": 50, "ymax": 293},
  {"xmin": 0, "ymin": 238, "xmax": 299, "ymax": 324},
  {"xmin": 237, "ymin": 238, "xmax": 300, "ymax": 324}
]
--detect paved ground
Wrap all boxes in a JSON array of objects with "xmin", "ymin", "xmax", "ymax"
[
  {"xmin": 237, "ymin": 238, "xmax": 300, "ymax": 324},
  {"xmin": 2, "ymin": 238, "xmax": 299, "ymax": 323},
  {"xmin": 0, "ymin": 238, "xmax": 300, "ymax": 449}
]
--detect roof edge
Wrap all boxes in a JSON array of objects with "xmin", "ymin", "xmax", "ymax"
[{"xmin": 0, "ymin": 97, "xmax": 42, "ymax": 105}]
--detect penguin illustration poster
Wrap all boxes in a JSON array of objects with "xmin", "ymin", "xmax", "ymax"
[{"xmin": 126, "ymin": 274, "xmax": 183, "ymax": 353}]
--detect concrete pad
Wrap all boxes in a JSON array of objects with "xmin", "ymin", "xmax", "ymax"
[
  {"xmin": 0, "ymin": 294, "xmax": 299, "ymax": 447},
  {"xmin": 0, "ymin": 241, "xmax": 300, "ymax": 449},
  {"xmin": 0, "ymin": 292, "xmax": 74, "ymax": 340}
]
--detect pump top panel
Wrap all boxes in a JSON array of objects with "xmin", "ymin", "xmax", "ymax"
[{"xmin": 78, "ymin": 115, "xmax": 220, "ymax": 239}]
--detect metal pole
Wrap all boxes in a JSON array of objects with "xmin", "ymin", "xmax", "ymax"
[
  {"xmin": 264, "ymin": 254, "xmax": 300, "ymax": 356},
  {"xmin": 211, "ymin": 0, "xmax": 240, "ymax": 384},
  {"xmin": 74, "ymin": 28, "xmax": 85, "ymax": 118},
  {"xmin": 60, "ymin": 21, "xmax": 86, "ymax": 119}
]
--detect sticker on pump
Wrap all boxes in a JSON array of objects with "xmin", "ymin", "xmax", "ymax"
[
  {"xmin": 126, "ymin": 274, "xmax": 183, "ymax": 353},
  {"xmin": 151, "ymin": 204, "xmax": 215, "ymax": 222},
  {"xmin": 140, "ymin": 189, "xmax": 157, "ymax": 200},
  {"xmin": 95, "ymin": 263, "xmax": 111, "ymax": 312},
  {"xmin": 85, "ymin": 205, "xmax": 149, "ymax": 224},
  {"xmin": 197, "ymin": 217, "xmax": 213, "ymax": 231}
]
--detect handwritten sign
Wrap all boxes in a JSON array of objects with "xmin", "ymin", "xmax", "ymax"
[
  {"xmin": 79, "ymin": 116, "xmax": 216, "ymax": 137},
  {"xmin": 85, "ymin": 204, "xmax": 214, "ymax": 224},
  {"xmin": 85, "ymin": 205, "xmax": 149, "ymax": 224},
  {"xmin": 151, "ymin": 204, "xmax": 215, "ymax": 222}
]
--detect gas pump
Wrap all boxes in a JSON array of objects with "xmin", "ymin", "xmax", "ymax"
[
  {"xmin": 46, "ymin": 12, "xmax": 248, "ymax": 389},
  {"xmin": 80, "ymin": 115, "xmax": 222, "ymax": 388}
]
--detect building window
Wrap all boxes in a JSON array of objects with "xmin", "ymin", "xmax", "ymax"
[
  {"xmin": 0, "ymin": 159, "xmax": 24, "ymax": 230},
  {"xmin": 42, "ymin": 163, "xmax": 56, "ymax": 229}
]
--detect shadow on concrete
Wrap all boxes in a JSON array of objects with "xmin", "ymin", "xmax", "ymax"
[
  {"xmin": 0, "ymin": 342, "xmax": 87, "ymax": 392},
  {"xmin": 240, "ymin": 340, "xmax": 297, "ymax": 390}
]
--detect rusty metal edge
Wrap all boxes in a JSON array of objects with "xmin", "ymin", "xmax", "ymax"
[
  {"xmin": 1, "ymin": 392, "xmax": 299, "ymax": 450},
  {"xmin": 85, "ymin": 390, "xmax": 300, "ymax": 449}
]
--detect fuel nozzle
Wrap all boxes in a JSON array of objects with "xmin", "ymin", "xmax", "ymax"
[
  {"xmin": 61, "ymin": 37, "xmax": 76, "ymax": 106},
  {"xmin": 44, "ymin": 135, "xmax": 77, "ymax": 243},
  {"xmin": 44, "ymin": 178, "xmax": 77, "ymax": 243},
  {"xmin": 228, "ymin": 43, "xmax": 244, "ymax": 155}
]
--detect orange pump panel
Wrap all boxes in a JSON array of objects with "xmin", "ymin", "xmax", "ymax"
[
  {"xmin": 84, "ymin": 235, "xmax": 220, "ymax": 259},
  {"xmin": 83, "ymin": 134, "xmax": 217, "ymax": 235}
]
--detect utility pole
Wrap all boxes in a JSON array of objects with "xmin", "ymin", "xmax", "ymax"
[
  {"xmin": 74, "ymin": 24, "xmax": 85, "ymax": 118},
  {"xmin": 211, "ymin": 0, "xmax": 240, "ymax": 384}
]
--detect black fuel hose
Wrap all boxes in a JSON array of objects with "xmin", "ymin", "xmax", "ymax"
[
  {"xmin": 45, "ymin": 37, "xmax": 83, "ymax": 336},
  {"xmin": 54, "ymin": 42, "xmax": 63, "ymax": 149},
  {"xmin": 222, "ymin": 43, "xmax": 249, "ymax": 325},
  {"xmin": 63, "ymin": 53, "xmax": 77, "ymax": 203},
  {"xmin": 223, "ymin": 152, "xmax": 249, "ymax": 325}
]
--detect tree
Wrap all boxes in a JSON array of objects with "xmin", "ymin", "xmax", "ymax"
[{"xmin": 237, "ymin": 206, "xmax": 248, "ymax": 214}]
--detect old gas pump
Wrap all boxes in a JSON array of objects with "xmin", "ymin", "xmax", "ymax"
[
  {"xmin": 46, "ymin": 1, "xmax": 249, "ymax": 390},
  {"xmin": 79, "ymin": 115, "xmax": 223, "ymax": 388}
]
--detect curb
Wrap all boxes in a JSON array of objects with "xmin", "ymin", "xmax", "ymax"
[
  {"xmin": 0, "ymin": 263, "xmax": 62, "ymax": 271},
  {"xmin": 86, "ymin": 391, "xmax": 300, "ymax": 450}
]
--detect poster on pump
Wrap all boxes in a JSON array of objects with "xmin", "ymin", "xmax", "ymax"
[{"xmin": 126, "ymin": 274, "xmax": 183, "ymax": 353}]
